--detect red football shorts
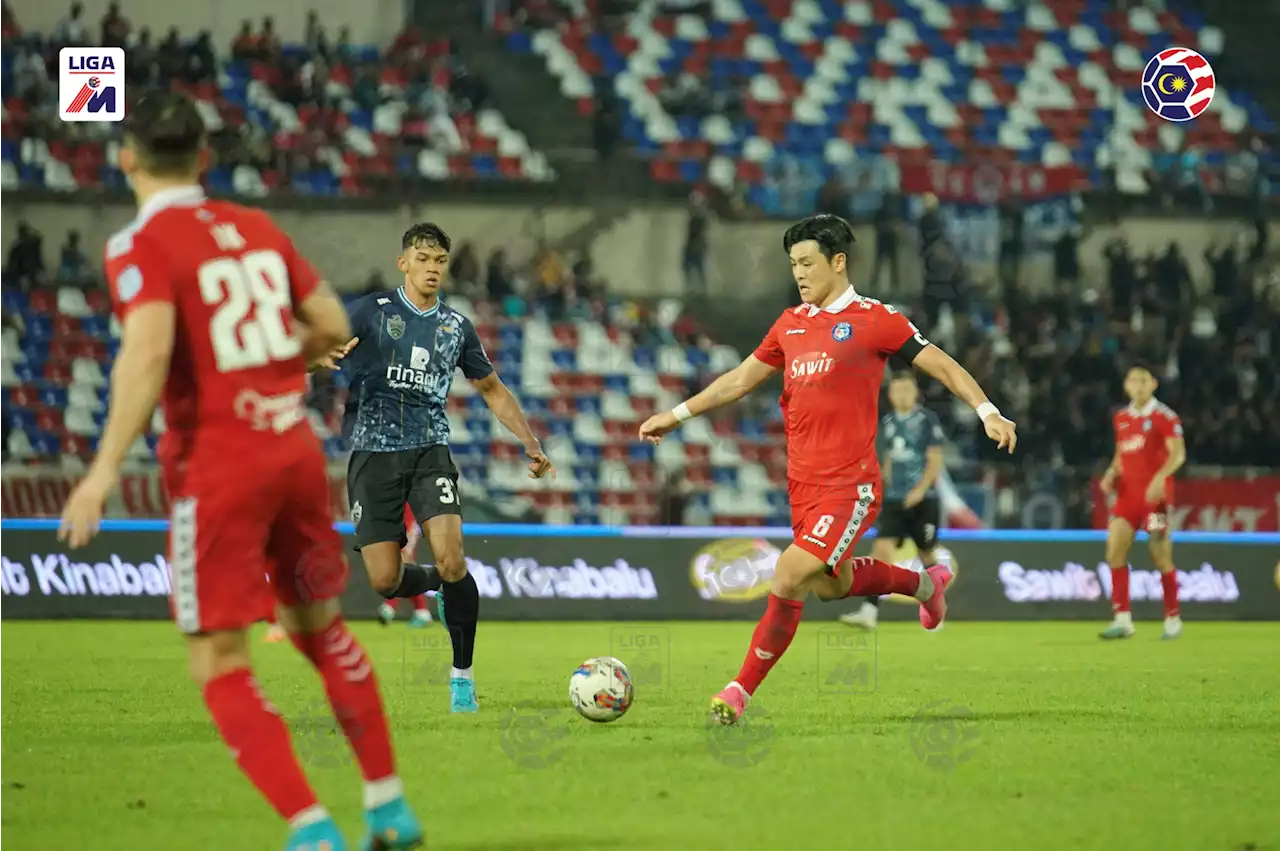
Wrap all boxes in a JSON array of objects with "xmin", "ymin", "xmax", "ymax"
[
  {"xmin": 1111, "ymin": 498, "xmax": 1171, "ymax": 534},
  {"xmin": 163, "ymin": 440, "xmax": 348, "ymax": 634},
  {"xmin": 789, "ymin": 479, "xmax": 881, "ymax": 573}
]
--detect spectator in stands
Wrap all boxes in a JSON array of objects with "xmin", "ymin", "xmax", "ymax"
[
  {"xmin": 157, "ymin": 27, "xmax": 185, "ymax": 82},
  {"xmin": 126, "ymin": 26, "xmax": 158, "ymax": 87},
  {"xmin": 4, "ymin": 222, "xmax": 45, "ymax": 290},
  {"xmin": 231, "ymin": 20, "xmax": 258, "ymax": 61},
  {"xmin": 305, "ymin": 10, "xmax": 326, "ymax": 56},
  {"xmin": 2, "ymin": 1, "xmax": 21, "ymax": 40},
  {"xmin": 997, "ymin": 198, "xmax": 1025, "ymax": 297},
  {"xmin": 11, "ymin": 43, "xmax": 50, "ymax": 101},
  {"xmin": 53, "ymin": 2, "xmax": 87, "ymax": 46},
  {"xmin": 486, "ymin": 248, "xmax": 515, "ymax": 302},
  {"xmin": 683, "ymin": 190, "xmax": 710, "ymax": 293},
  {"xmin": 870, "ymin": 193, "xmax": 903, "ymax": 294},
  {"xmin": 259, "ymin": 16, "xmax": 281, "ymax": 59},
  {"xmin": 451, "ymin": 242, "xmax": 481, "ymax": 295},
  {"xmin": 57, "ymin": 230, "xmax": 88, "ymax": 284},
  {"xmin": 1053, "ymin": 221, "xmax": 1083, "ymax": 292},
  {"xmin": 100, "ymin": 1, "xmax": 129, "ymax": 48},
  {"xmin": 333, "ymin": 25, "xmax": 355, "ymax": 63},
  {"xmin": 917, "ymin": 193, "xmax": 969, "ymax": 330},
  {"xmin": 184, "ymin": 30, "xmax": 218, "ymax": 83}
]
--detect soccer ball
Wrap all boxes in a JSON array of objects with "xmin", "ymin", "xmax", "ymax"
[{"xmin": 568, "ymin": 656, "xmax": 634, "ymax": 722}]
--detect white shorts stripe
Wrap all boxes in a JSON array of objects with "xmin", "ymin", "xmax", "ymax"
[
  {"xmin": 170, "ymin": 497, "xmax": 200, "ymax": 634},
  {"xmin": 825, "ymin": 483, "xmax": 877, "ymax": 567}
]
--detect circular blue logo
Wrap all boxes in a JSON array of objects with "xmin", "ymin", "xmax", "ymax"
[{"xmin": 832, "ymin": 322, "xmax": 852, "ymax": 342}]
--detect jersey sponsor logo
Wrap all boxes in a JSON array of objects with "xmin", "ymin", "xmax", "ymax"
[
  {"xmin": 832, "ymin": 322, "xmax": 852, "ymax": 342},
  {"xmin": 59, "ymin": 47, "xmax": 126, "ymax": 122},
  {"xmin": 377, "ymin": 297, "xmax": 391, "ymax": 305},
  {"xmin": 410, "ymin": 344, "xmax": 430, "ymax": 370},
  {"xmin": 1118, "ymin": 436, "xmax": 1145, "ymax": 453},
  {"xmin": 789, "ymin": 351, "xmax": 836, "ymax": 382},
  {"xmin": 386, "ymin": 314, "xmax": 406, "ymax": 340},
  {"xmin": 785, "ymin": 328, "xmax": 807, "ymax": 336},
  {"xmin": 385, "ymin": 363, "xmax": 432, "ymax": 392},
  {"xmin": 233, "ymin": 389, "xmax": 305, "ymax": 434}
]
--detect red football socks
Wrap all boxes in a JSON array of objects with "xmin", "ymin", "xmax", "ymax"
[
  {"xmin": 290, "ymin": 618, "xmax": 396, "ymax": 782},
  {"xmin": 412, "ymin": 594, "xmax": 428, "ymax": 613},
  {"xmin": 734, "ymin": 594, "xmax": 804, "ymax": 695},
  {"xmin": 202, "ymin": 668, "xmax": 318, "ymax": 821},
  {"xmin": 845, "ymin": 556, "xmax": 923, "ymax": 598},
  {"xmin": 1161, "ymin": 568, "xmax": 1180, "ymax": 618},
  {"xmin": 1110, "ymin": 566, "xmax": 1131, "ymax": 614}
]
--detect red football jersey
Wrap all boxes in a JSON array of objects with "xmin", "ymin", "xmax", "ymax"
[
  {"xmin": 103, "ymin": 187, "xmax": 322, "ymax": 468},
  {"xmin": 753, "ymin": 289, "xmax": 928, "ymax": 485},
  {"xmin": 1113, "ymin": 400, "xmax": 1183, "ymax": 499}
]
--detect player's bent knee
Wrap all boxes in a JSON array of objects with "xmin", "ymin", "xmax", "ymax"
[
  {"xmin": 185, "ymin": 630, "xmax": 251, "ymax": 686},
  {"xmin": 436, "ymin": 549, "xmax": 467, "ymax": 582},
  {"xmin": 361, "ymin": 541, "xmax": 404, "ymax": 594},
  {"xmin": 277, "ymin": 598, "xmax": 342, "ymax": 634},
  {"xmin": 773, "ymin": 546, "xmax": 826, "ymax": 599}
]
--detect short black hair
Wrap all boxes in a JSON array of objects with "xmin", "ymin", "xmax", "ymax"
[
  {"xmin": 889, "ymin": 370, "xmax": 917, "ymax": 384},
  {"xmin": 1127, "ymin": 360, "xmax": 1159, "ymax": 380},
  {"xmin": 401, "ymin": 222, "xmax": 451, "ymax": 253},
  {"xmin": 782, "ymin": 214, "xmax": 855, "ymax": 262},
  {"xmin": 123, "ymin": 91, "xmax": 205, "ymax": 177}
]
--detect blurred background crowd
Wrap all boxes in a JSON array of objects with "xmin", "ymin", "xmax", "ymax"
[{"xmin": 2, "ymin": 0, "xmax": 1277, "ymax": 529}]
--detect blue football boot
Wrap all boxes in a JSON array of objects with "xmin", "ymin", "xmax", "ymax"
[
  {"xmin": 450, "ymin": 676, "xmax": 479, "ymax": 713},
  {"xmin": 359, "ymin": 797, "xmax": 425, "ymax": 851},
  {"xmin": 285, "ymin": 816, "xmax": 347, "ymax": 851}
]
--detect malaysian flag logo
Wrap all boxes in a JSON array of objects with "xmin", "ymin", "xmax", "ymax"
[{"xmin": 1141, "ymin": 47, "xmax": 1216, "ymax": 123}]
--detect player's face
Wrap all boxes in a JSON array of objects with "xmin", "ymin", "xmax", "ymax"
[
  {"xmin": 1124, "ymin": 368, "xmax": 1157, "ymax": 404},
  {"xmin": 398, "ymin": 240, "xmax": 450, "ymax": 298},
  {"xmin": 888, "ymin": 378, "xmax": 918, "ymax": 411},
  {"xmin": 788, "ymin": 240, "xmax": 845, "ymax": 304}
]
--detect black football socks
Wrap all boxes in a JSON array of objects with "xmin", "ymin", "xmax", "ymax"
[
  {"xmin": 382, "ymin": 563, "xmax": 440, "ymax": 599},
  {"xmin": 440, "ymin": 571, "xmax": 479, "ymax": 670}
]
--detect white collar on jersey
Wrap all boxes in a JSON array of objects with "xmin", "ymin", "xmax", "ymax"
[
  {"xmin": 1127, "ymin": 399, "xmax": 1158, "ymax": 417},
  {"xmin": 135, "ymin": 185, "xmax": 205, "ymax": 226},
  {"xmin": 800, "ymin": 284, "xmax": 860, "ymax": 317}
]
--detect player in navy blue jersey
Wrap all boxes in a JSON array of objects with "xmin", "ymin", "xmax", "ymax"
[
  {"xmin": 324, "ymin": 222, "xmax": 553, "ymax": 713},
  {"xmin": 841, "ymin": 371, "xmax": 946, "ymax": 631}
]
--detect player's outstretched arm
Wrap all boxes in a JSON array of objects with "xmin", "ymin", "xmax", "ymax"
[
  {"xmin": 472, "ymin": 372, "xmax": 554, "ymax": 479},
  {"xmin": 296, "ymin": 282, "xmax": 355, "ymax": 370},
  {"xmin": 638, "ymin": 354, "xmax": 777, "ymax": 443},
  {"xmin": 61, "ymin": 302, "xmax": 175, "ymax": 547},
  {"xmin": 911, "ymin": 344, "xmax": 1017, "ymax": 454}
]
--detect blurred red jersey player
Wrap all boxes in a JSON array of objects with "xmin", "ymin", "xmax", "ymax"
[
  {"xmin": 56, "ymin": 92, "xmax": 423, "ymax": 850},
  {"xmin": 639, "ymin": 214, "xmax": 1018, "ymax": 726},
  {"xmin": 1098, "ymin": 363, "xmax": 1187, "ymax": 641}
]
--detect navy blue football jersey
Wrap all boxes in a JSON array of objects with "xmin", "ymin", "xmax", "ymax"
[
  {"xmin": 342, "ymin": 289, "xmax": 493, "ymax": 452},
  {"xmin": 878, "ymin": 406, "xmax": 945, "ymax": 500}
]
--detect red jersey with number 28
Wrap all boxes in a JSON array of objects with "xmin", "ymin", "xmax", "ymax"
[
  {"xmin": 753, "ymin": 288, "xmax": 929, "ymax": 485},
  {"xmin": 1113, "ymin": 400, "xmax": 1182, "ymax": 502},
  {"xmin": 103, "ymin": 187, "xmax": 322, "ymax": 469}
]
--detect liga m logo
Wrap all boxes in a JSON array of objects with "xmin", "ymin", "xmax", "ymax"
[
  {"xmin": 59, "ymin": 47, "xmax": 126, "ymax": 122},
  {"xmin": 1141, "ymin": 47, "xmax": 1216, "ymax": 123}
]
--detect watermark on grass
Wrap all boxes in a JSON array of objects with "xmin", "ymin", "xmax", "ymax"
[
  {"xmin": 816, "ymin": 626, "xmax": 877, "ymax": 694},
  {"xmin": 292, "ymin": 702, "xmax": 353, "ymax": 770},
  {"xmin": 401, "ymin": 630, "xmax": 452, "ymax": 696},
  {"xmin": 705, "ymin": 699, "xmax": 774, "ymax": 769},
  {"xmin": 909, "ymin": 701, "xmax": 980, "ymax": 772},
  {"xmin": 609, "ymin": 626, "xmax": 670, "ymax": 693},
  {"xmin": 499, "ymin": 701, "xmax": 570, "ymax": 769}
]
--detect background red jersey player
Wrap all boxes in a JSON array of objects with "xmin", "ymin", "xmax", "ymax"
[
  {"xmin": 56, "ymin": 92, "xmax": 423, "ymax": 851},
  {"xmin": 1098, "ymin": 363, "xmax": 1187, "ymax": 641},
  {"xmin": 638, "ymin": 215, "xmax": 1017, "ymax": 726}
]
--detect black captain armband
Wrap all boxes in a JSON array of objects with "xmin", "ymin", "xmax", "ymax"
[{"xmin": 894, "ymin": 328, "xmax": 931, "ymax": 363}]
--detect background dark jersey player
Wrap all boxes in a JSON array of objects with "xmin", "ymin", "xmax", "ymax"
[
  {"xmin": 842, "ymin": 371, "xmax": 946, "ymax": 631},
  {"xmin": 639, "ymin": 215, "xmax": 1017, "ymax": 726},
  {"xmin": 321, "ymin": 222, "xmax": 553, "ymax": 714}
]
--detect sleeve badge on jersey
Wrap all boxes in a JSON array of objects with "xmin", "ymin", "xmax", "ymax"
[
  {"xmin": 116, "ymin": 265, "xmax": 143, "ymax": 303},
  {"xmin": 832, "ymin": 322, "xmax": 853, "ymax": 342}
]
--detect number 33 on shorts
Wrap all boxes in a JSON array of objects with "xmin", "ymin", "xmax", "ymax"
[{"xmin": 435, "ymin": 476, "xmax": 456, "ymax": 505}]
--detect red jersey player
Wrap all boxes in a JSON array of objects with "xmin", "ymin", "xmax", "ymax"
[
  {"xmin": 57, "ymin": 93, "xmax": 423, "ymax": 851},
  {"xmin": 1098, "ymin": 363, "xmax": 1187, "ymax": 641},
  {"xmin": 638, "ymin": 215, "xmax": 1017, "ymax": 725}
]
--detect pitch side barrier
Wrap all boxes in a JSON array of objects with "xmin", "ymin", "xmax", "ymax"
[{"xmin": 2, "ymin": 520, "xmax": 1277, "ymax": 621}]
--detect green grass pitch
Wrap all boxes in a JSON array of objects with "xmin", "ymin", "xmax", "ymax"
[{"xmin": 3, "ymin": 620, "xmax": 1278, "ymax": 851}]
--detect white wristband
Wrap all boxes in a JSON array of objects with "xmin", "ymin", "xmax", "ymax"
[
  {"xmin": 672, "ymin": 402, "xmax": 694, "ymax": 423},
  {"xmin": 975, "ymin": 402, "xmax": 1000, "ymax": 422}
]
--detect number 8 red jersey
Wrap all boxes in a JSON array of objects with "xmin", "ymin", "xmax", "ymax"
[{"xmin": 103, "ymin": 187, "xmax": 321, "ymax": 467}]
